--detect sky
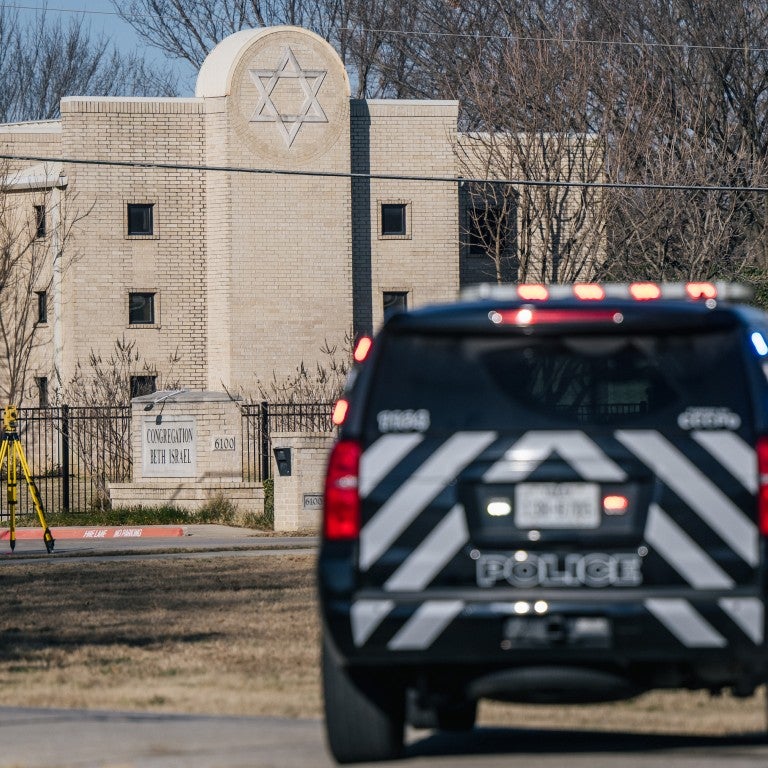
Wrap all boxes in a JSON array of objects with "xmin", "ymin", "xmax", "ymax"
[{"xmin": 11, "ymin": 1, "xmax": 197, "ymax": 94}]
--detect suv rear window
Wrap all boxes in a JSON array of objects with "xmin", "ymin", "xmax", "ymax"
[{"xmin": 365, "ymin": 329, "xmax": 751, "ymax": 436}]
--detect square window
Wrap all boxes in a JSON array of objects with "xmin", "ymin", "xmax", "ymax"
[
  {"xmin": 127, "ymin": 203, "xmax": 154, "ymax": 236},
  {"xmin": 35, "ymin": 376, "xmax": 48, "ymax": 408},
  {"xmin": 34, "ymin": 205, "xmax": 46, "ymax": 238},
  {"xmin": 130, "ymin": 375, "xmax": 157, "ymax": 398},
  {"xmin": 381, "ymin": 203, "xmax": 407, "ymax": 236},
  {"xmin": 36, "ymin": 290, "xmax": 47, "ymax": 324},
  {"xmin": 129, "ymin": 292, "xmax": 155, "ymax": 325},
  {"xmin": 383, "ymin": 291, "xmax": 408, "ymax": 322}
]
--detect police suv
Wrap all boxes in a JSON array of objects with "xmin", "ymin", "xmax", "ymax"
[{"xmin": 319, "ymin": 282, "xmax": 768, "ymax": 763}]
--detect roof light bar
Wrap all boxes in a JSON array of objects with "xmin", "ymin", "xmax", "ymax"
[
  {"xmin": 629, "ymin": 282, "xmax": 662, "ymax": 301},
  {"xmin": 517, "ymin": 284, "xmax": 549, "ymax": 301},
  {"xmin": 462, "ymin": 281, "xmax": 754, "ymax": 302},
  {"xmin": 573, "ymin": 284, "xmax": 605, "ymax": 300},
  {"xmin": 685, "ymin": 282, "xmax": 717, "ymax": 300}
]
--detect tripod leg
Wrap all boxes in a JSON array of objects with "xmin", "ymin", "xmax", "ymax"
[
  {"xmin": 0, "ymin": 439, "xmax": 7, "ymax": 547},
  {"xmin": 7, "ymin": 442, "xmax": 16, "ymax": 551},
  {"xmin": 16, "ymin": 440, "xmax": 54, "ymax": 553}
]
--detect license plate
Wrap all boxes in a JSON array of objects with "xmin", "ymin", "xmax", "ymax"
[{"xmin": 514, "ymin": 483, "xmax": 600, "ymax": 529}]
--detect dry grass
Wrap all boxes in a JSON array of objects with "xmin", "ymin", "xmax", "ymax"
[
  {"xmin": 0, "ymin": 554, "xmax": 321, "ymax": 717},
  {"xmin": 0, "ymin": 553, "xmax": 763, "ymax": 735}
]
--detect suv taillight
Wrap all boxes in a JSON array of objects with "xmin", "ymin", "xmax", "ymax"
[
  {"xmin": 758, "ymin": 437, "xmax": 768, "ymax": 535},
  {"xmin": 324, "ymin": 440, "xmax": 361, "ymax": 540}
]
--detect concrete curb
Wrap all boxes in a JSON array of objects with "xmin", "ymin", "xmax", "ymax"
[{"xmin": 0, "ymin": 525, "xmax": 185, "ymax": 540}]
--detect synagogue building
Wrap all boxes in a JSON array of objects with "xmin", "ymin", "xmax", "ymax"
[{"xmin": 0, "ymin": 26, "xmax": 518, "ymax": 403}]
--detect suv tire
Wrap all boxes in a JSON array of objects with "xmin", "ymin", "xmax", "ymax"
[{"xmin": 322, "ymin": 637, "xmax": 404, "ymax": 763}]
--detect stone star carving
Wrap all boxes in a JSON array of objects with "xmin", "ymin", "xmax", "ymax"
[{"xmin": 249, "ymin": 47, "xmax": 328, "ymax": 148}]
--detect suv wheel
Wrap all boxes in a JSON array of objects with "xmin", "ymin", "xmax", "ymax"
[{"xmin": 322, "ymin": 637, "xmax": 404, "ymax": 763}]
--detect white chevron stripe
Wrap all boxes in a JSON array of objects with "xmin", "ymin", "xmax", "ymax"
[
  {"xmin": 351, "ymin": 600, "xmax": 395, "ymax": 646},
  {"xmin": 359, "ymin": 433, "xmax": 424, "ymax": 498},
  {"xmin": 692, "ymin": 431, "xmax": 757, "ymax": 494},
  {"xmin": 645, "ymin": 599, "xmax": 727, "ymax": 647},
  {"xmin": 645, "ymin": 504, "xmax": 733, "ymax": 589},
  {"xmin": 384, "ymin": 505, "xmax": 468, "ymax": 592},
  {"xmin": 484, "ymin": 431, "xmax": 627, "ymax": 483},
  {"xmin": 616, "ymin": 431, "xmax": 758, "ymax": 567},
  {"xmin": 718, "ymin": 598, "xmax": 764, "ymax": 644},
  {"xmin": 388, "ymin": 600, "xmax": 465, "ymax": 650},
  {"xmin": 359, "ymin": 431, "xmax": 496, "ymax": 571}
]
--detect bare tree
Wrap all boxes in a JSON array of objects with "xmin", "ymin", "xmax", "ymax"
[
  {"xmin": 0, "ymin": 7, "xmax": 178, "ymax": 123},
  {"xmin": 453, "ymin": 18, "xmax": 612, "ymax": 282}
]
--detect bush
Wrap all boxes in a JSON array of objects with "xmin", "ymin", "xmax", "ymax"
[{"xmin": 241, "ymin": 477, "xmax": 274, "ymax": 531}]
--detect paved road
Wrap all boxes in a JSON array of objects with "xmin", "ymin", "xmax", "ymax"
[{"xmin": 0, "ymin": 707, "xmax": 767, "ymax": 768}]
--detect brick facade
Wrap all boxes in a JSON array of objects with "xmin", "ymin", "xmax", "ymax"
[{"xmin": 0, "ymin": 26, "xmax": 470, "ymax": 401}]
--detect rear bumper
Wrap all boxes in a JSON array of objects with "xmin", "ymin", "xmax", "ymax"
[{"xmin": 321, "ymin": 590, "xmax": 767, "ymax": 695}]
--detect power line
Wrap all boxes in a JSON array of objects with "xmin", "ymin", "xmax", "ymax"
[
  {"xmin": 2, "ymin": 152, "xmax": 767, "ymax": 193},
  {"xmin": 342, "ymin": 23, "xmax": 768, "ymax": 54},
  {"xmin": 3, "ymin": 3, "xmax": 768, "ymax": 55},
  {"xmin": 1, "ymin": 2, "xmax": 119, "ymax": 17}
]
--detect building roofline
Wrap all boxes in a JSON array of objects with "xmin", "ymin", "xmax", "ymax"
[
  {"xmin": 0, "ymin": 120, "xmax": 62, "ymax": 133},
  {"xmin": 365, "ymin": 99, "xmax": 459, "ymax": 107},
  {"xmin": 60, "ymin": 96, "xmax": 203, "ymax": 105}
]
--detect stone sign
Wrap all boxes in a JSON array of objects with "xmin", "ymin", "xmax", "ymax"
[{"xmin": 142, "ymin": 416, "xmax": 197, "ymax": 478}]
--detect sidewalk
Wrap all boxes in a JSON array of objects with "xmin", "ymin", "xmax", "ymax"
[{"xmin": 0, "ymin": 524, "xmax": 185, "ymax": 541}]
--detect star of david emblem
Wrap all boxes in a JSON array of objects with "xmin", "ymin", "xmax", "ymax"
[{"xmin": 249, "ymin": 47, "xmax": 328, "ymax": 148}]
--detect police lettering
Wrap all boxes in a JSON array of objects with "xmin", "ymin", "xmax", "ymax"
[{"xmin": 476, "ymin": 552, "xmax": 643, "ymax": 588}]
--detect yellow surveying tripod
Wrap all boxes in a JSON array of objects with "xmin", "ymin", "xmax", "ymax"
[{"xmin": 0, "ymin": 406, "xmax": 54, "ymax": 553}]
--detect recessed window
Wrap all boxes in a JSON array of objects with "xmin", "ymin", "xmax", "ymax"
[
  {"xmin": 130, "ymin": 375, "xmax": 157, "ymax": 398},
  {"xmin": 127, "ymin": 203, "xmax": 154, "ymax": 236},
  {"xmin": 35, "ymin": 376, "xmax": 48, "ymax": 408},
  {"xmin": 381, "ymin": 203, "xmax": 407, "ymax": 236},
  {"xmin": 129, "ymin": 292, "xmax": 155, "ymax": 325},
  {"xmin": 468, "ymin": 205, "xmax": 510, "ymax": 256},
  {"xmin": 34, "ymin": 205, "xmax": 46, "ymax": 238},
  {"xmin": 383, "ymin": 291, "xmax": 408, "ymax": 321},
  {"xmin": 36, "ymin": 290, "xmax": 47, "ymax": 324}
]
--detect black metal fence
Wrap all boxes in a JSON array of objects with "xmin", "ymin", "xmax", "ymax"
[
  {"xmin": 241, "ymin": 401, "xmax": 334, "ymax": 482},
  {"xmin": 0, "ymin": 402, "xmax": 333, "ymax": 517},
  {"xmin": 0, "ymin": 405, "xmax": 132, "ymax": 519}
]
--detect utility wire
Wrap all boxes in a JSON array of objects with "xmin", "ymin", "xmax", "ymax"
[
  {"xmin": 3, "ymin": 3, "xmax": 768, "ymax": 54},
  {"xmin": 2, "ymin": 152, "xmax": 767, "ymax": 193},
  {"xmin": 2, "ymin": 2, "xmax": 118, "ymax": 16},
  {"xmin": 341, "ymin": 23, "xmax": 768, "ymax": 54}
]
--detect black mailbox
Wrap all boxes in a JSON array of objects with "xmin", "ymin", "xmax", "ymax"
[{"xmin": 273, "ymin": 447, "xmax": 292, "ymax": 476}]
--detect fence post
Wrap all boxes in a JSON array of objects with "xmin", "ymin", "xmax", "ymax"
[
  {"xmin": 61, "ymin": 404, "xmax": 70, "ymax": 512},
  {"xmin": 260, "ymin": 401, "xmax": 270, "ymax": 481}
]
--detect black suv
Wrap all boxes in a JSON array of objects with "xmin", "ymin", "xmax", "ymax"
[{"xmin": 319, "ymin": 282, "xmax": 768, "ymax": 763}]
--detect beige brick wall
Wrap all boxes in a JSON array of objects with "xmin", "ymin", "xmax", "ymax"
[
  {"xmin": 352, "ymin": 100, "xmax": 460, "ymax": 333},
  {"xmin": 59, "ymin": 97, "xmax": 208, "ymax": 393},
  {"xmin": 0, "ymin": 121, "xmax": 61, "ymax": 174},
  {"xmin": 272, "ymin": 431, "xmax": 334, "ymax": 531},
  {"xmin": 203, "ymin": 27, "xmax": 354, "ymax": 394}
]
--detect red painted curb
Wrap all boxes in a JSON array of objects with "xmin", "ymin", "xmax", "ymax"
[{"xmin": 0, "ymin": 526, "xmax": 185, "ymax": 541}]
